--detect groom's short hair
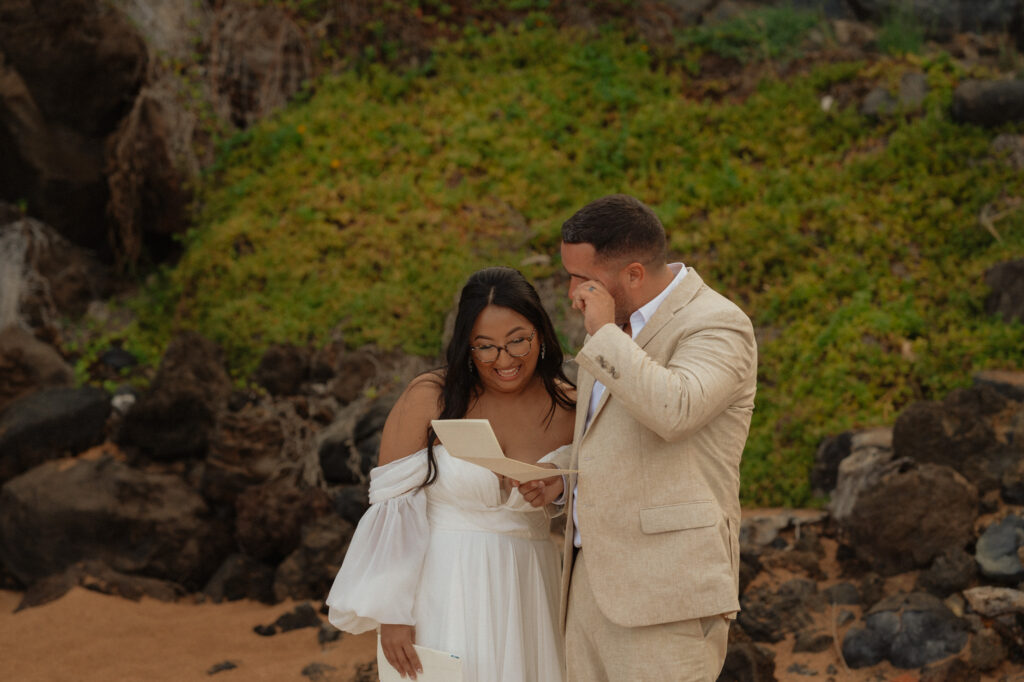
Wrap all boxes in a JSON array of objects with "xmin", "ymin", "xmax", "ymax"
[{"xmin": 561, "ymin": 194, "xmax": 667, "ymax": 265}]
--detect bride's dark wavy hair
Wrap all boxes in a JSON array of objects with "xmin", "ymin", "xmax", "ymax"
[{"xmin": 420, "ymin": 266, "xmax": 576, "ymax": 487}]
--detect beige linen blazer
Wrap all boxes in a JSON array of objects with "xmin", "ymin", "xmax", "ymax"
[{"xmin": 555, "ymin": 267, "xmax": 757, "ymax": 629}]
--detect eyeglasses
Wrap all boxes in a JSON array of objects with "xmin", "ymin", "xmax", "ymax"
[{"xmin": 470, "ymin": 329, "xmax": 537, "ymax": 364}]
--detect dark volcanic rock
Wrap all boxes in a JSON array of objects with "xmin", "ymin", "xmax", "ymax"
[
  {"xmin": 253, "ymin": 343, "xmax": 309, "ymax": 396},
  {"xmin": 0, "ymin": 0, "xmax": 147, "ymax": 251},
  {"xmin": 318, "ymin": 432, "xmax": 360, "ymax": 486},
  {"xmin": 839, "ymin": 458, "xmax": 978, "ymax": 574},
  {"xmin": 975, "ymin": 369, "xmax": 1024, "ymax": 403},
  {"xmin": 106, "ymin": 74, "xmax": 195, "ymax": 265},
  {"xmin": 0, "ymin": 325, "xmax": 74, "ymax": 417},
  {"xmin": 858, "ymin": 572, "xmax": 887, "ymax": 610},
  {"xmin": 810, "ymin": 431, "xmax": 851, "ymax": 495},
  {"xmin": 354, "ymin": 401, "xmax": 392, "ymax": 475},
  {"xmin": 318, "ymin": 397, "xmax": 397, "ymax": 485},
  {"xmin": 329, "ymin": 484, "xmax": 369, "ymax": 527},
  {"xmin": 985, "ymin": 259, "xmax": 1024, "ymax": 324},
  {"xmin": 328, "ymin": 351, "xmax": 379, "ymax": 405},
  {"xmin": 254, "ymin": 602, "xmax": 322, "ymax": 636},
  {"xmin": 300, "ymin": 662, "xmax": 337, "ymax": 681},
  {"xmin": 0, "ymin": 218, "xmax": 111, "ymax": 329},
  {"xmin": 953, "ymin": 80, "xmax": 1024, "ymax": 128},
  {"xmin": 850, "ymin": 0, "xmax": 1024, "ymax": 39},
  {"xmin": 234, "ymin": 478, "xmax": 333, "ymax": 564},
  {"xmin": 203, "ymin": 553, "xmax": 276, "ymax": 604},
  {"xmin": 975, "ymin": 514, "xmax": 1024, "ymax": 583},
  {"xmin": 0, "ymin": 385, "xmax": 109, "ymax": 484},
  {"xmin": 891, "ymin": 386, "xmax": 1014, "ymax": 492},
  {"xmin": 17, "ymin": 559, "xmax": 184, "ymax": 611},
  {"xmin": 827, "ymin": 427, "xmax": 894, "ymax": 523},
  {"xmin": 738, "ymin": 578, "xmax": 825, "ymax": 643},
  {"xmin": 823, "ymin": 581, "xmax": 860, "ymax": 605},
  {"xmin": 792, "ymin": 628, "xmax": 832, "ymax": 653},
  {"xmin": 888, "ymin": 594, "xmax": 969, "ymax": 668},
  {"xmin": 916, "ymin": 548, "xmax": 978, "ymax": 597},
  {"xmin": 273, "ymin": 515, "xmax": 353, "ymax": 602},
  {"xmin": 351, "ymin": 660, "xmax": 377, "ymax": 682},
  {"xmin": 207, "ymin": 660, "xmax": 239, "ymax": 675},
  {"xmin": 861, "ymin": 86, "xmax": 897, "ymax": 117},
  {"xmin": 117, "ymin": 331, "xmax": 232, "ymax": 460},
  {"xmin": 842, "ymin": 625, "xmax": 888, "ymax": 668},
  {"xmin": 718, "ymin": 624, "xmax": 777, "ymax": 682},
  {"xmin": 208, "ymin": 3, "xmax": 312, "ymax": 128},
  {"xmin": 843, "ymin": 592, "xmax": 970, "ymax": 669},
  {"xmin": 207, "ymin": 402, "xmax": 286, "ymax": 481},
  {"xmin": 919, "ymin": 658, "xmax": 981, "ymax": 682},
  {"xmin": 969, "ymin": 627, "xmax": 1008, "ymax": 672},
  {"xmin": 0, "ymin": 455, "xmax": 230, "ymax": 589}
]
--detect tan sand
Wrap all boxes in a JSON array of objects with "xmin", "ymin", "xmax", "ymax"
[
  {"xmin": 4, "ymin": 524, "xmax": 1019, "ymax": 681},
  {"xmin": 0, "ymin": 588, "xmax": 376, "ymax": 682}
]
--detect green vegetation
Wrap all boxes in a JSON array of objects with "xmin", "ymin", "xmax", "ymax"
[
  {"xmin": 112, "ymin": 12, "xmax": 1022, "ymax": 506},
  {"xmin": 876, "ymin": 3, "xmax": 926, "ymax": 56},
  {"xmin": 675, "ymin": 5, "xmax": 823, "ymax": 66}
]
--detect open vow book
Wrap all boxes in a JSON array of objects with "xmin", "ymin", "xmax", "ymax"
[
  {"xmin": 430, "ymin": 419, "xmax": 576, "ymax": 483},
  {"xmin": 377, "ymin": 636, "xmax": 463, "ymax": 682}
]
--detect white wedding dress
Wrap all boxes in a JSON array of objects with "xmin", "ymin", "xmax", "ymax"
[{"xmin": 326, "ymin": 445, "xmax": 568, "ymax": 682}]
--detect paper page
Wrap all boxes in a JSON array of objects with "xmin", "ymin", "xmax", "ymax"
[
  {"xmin": 431, "ymin": 419, "xmax": 576, "ymax": 483},
  {"xmin": 377, "ymin": 635, "xmax": 464, "ymax": 682}
]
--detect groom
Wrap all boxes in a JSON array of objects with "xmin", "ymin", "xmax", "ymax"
[{"xmin": 522, "ymin": 194, "xmax": 757, "ymax": 681}]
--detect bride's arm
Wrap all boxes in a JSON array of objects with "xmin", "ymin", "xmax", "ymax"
[{"xmin": 326, "ymin": 374, "xmax": 442, "ymax": 676}]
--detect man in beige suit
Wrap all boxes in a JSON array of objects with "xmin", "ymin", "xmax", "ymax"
[{"xmin": 520, "ymin": 194, "xmax": 757, "ymax": 681}]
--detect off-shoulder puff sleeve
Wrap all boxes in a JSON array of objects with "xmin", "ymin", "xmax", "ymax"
[{"xmin": 325, "ymin": 450, "xmax": 429, "ymax": 634}]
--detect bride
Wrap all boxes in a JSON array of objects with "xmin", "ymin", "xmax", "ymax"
[{"xmin": 326, "ymin": 266, "xmax": 575, "ymax": 681}]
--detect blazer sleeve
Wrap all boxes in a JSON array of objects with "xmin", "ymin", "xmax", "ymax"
[
  {"xmin": 574, "ymin": 307, "xmax": 755, "ymax": 442},
  {"xmin": 325, "ymin": 451, "xmax": 429, "ymax": 634},
  {"xmin": 541, "ymin": 444, "xmax": 572, "ymax": 518}
]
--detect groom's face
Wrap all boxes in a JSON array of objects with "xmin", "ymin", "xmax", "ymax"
[{"xmin": 560, "ymin": 241, "xmax": 631, "ymax": 326}]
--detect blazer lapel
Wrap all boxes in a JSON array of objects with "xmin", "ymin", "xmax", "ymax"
[
  {"xmin": 573, "ymin": 368, "xmax": 595, "ymax": 457},
  {"xmin": 633, "ymin": 267, "xmax": 705, "ymax": 350},
  {"xmin": 587, "ymin": 385, "xmax": 612, "ymax": 431}
]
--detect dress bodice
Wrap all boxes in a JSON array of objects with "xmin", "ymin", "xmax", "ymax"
[{"xmin": 424, "ymin": 445, "xmax": 559, "ymax": 540}]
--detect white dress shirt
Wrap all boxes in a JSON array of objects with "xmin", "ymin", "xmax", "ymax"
[{"xmin": 571, "ymin": 263, "xmax": 686, "ymax": 547}]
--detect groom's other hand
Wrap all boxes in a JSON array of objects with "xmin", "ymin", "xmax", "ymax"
[
  {"xmin": 515, "ymin": 472, "xmax": 565, "ymax": 508},
  {"xmin": 380, "ymin": 623, "xmax": 422, "ymax": 679}
]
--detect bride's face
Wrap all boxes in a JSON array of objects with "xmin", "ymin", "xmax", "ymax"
[{"xmin": 468, "ymin": 304, "xmax": 540, "ymax": 395}]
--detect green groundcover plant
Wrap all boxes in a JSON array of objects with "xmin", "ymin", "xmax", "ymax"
[{"xmin": 114, "ymin": 16, "xmax": 1022, "ymax": 507}]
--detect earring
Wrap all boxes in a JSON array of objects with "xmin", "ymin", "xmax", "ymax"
[
  {"xmin": 468, "ymin": 357, "xmax": 475, "ymax": 372},
  {"xmin": 540, "ymin": 343, "xmax": 546, "ymax": 360}
]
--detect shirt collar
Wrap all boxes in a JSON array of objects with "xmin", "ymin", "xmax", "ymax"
[{"xmin": 628, "ymin": 262, "xmax": 686, "ymax": 339}]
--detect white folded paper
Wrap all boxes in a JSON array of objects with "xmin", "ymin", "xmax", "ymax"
[{"xmin": 431, "ymin": 418, "xmax": 575, "ymax": 483}]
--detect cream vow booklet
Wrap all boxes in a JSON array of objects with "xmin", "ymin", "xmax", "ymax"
[
  {"xmin": 377, "ymin": 636, "xmax": 463, "ymax": 682},
  {"xmin": 431, "ymin": 418, "xmax": 576, "ymax": 482}
]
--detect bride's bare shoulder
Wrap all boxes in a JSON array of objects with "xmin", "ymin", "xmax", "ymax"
[{"xmin": 378, "ymin": 371, "xmax": 444, "ymax": 465}]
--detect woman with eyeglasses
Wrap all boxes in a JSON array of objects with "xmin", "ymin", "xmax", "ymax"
[{"xmin": 326, "ymin": 266, "xmax": 576, "ymax": 682}]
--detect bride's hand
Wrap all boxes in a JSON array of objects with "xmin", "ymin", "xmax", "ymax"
[
  {"xmin": 380, "ymin": 623, "xmax": 422, "ymax": 679},
  {"xmin": 514, "ymin": 464, "xmax": 565, "ymax": 508}
]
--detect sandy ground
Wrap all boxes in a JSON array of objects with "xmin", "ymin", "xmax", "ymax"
[
  {"xmin": 0, "ymin": 588, "xmax": 377, "ymax": 682},
  {"xmin": 0, "ymin": 582, "xmax": 941, "ymax": 682},
  {"xmin": 3, "ymin": 520, "xmax": 1021, "ymax": 682}
]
